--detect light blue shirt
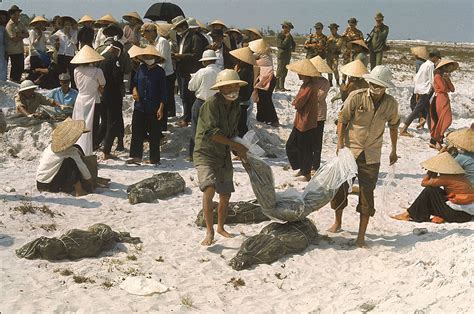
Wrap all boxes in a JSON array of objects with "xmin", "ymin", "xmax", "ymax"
[
  {"xmin": 454, "ymin": 151, "xmax": 474, "ymax": 185},
  {"xmin": 47, "ymin": 87, "xmax": 78, "ymax": 114}
]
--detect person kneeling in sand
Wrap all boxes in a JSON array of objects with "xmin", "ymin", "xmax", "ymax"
[
  {"xmin": 194, "ymin": 69, "xmax": 248, "ymax": 246},
  {"xmin": 392, "ymin": 152, "xmax": 473, "ymax": 223},
  {"xmin": 15, "ymin": 80, "xmax": 60, "ymax": 117},
  {"xmin": 36, "ymin": 118, "xmax": 93, "ymax": 196}
]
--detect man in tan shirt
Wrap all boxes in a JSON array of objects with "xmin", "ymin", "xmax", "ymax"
[
  {"xmin": 5, "ymin": 5, "xmax": 28, "ymax": 82},
  {"xmin": 329, "ymin": 65, "xmax": 399, "ymax": 248}
]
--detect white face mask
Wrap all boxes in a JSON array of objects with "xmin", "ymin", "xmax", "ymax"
[
  {"xmin": 222, "ymin": 91, "xmax": 239, "ymax": 101},
  {"xmin": 369, "ymin": 84, "xmax": 385, "ymax": 96},
  {"xmin": 143, "ymin": 59, "xmax": 155, "ymax": 66}
]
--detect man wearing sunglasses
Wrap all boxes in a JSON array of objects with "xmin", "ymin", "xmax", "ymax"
[
  {"xmin": 329, "ymin": 65, "xmax": 400, "ymax": 248},
  {"xmin": 304, "ymin": 22, "xmax": 327, "ymax": 59}
]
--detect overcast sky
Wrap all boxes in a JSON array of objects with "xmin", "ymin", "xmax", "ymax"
[{"xmin": 1, "ymin": 0, "xmax": 472, "ymax": 42}]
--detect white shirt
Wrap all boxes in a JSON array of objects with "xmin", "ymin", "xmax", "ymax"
[
  {"xmin": 214, "ymin": 47, "xmax": 224, "ymax": 70},
  {"xmin": 28, "ymin": 29, "xmax": 47, "ymax": 56},
  {"xmin": 155, "ymin": 35, "xmax": 174, "ymax": 76},
  {"xmin": 94, "ymin": 27, "xmax": 106, "ymax": 49},
  {"xmin": 413, "ymin": 60, "xmax": 434, "ymax": 94},
  {"xmin": 49, "ymin": 29, "xmax": 78, "ymax": 57},
  {"xmin": 178, "ymin": 31, "xmax": 189, "ymax": 54},
  {"xmin": 188, "ymin": 63, "xmax": 219, "ymax": 101},
  {"xmin": 36, "ymin": 144, "xmax": 91, "ymax": 183}
]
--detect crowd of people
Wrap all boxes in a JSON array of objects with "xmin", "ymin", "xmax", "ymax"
[{"xmin": 0, "ymin": 4, "xmax": 472, "ymax": 247}]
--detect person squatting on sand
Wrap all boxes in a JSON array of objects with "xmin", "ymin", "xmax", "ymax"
[
  {"xmin": 329, "ymin": 65, "xmax": 400, "ymax": 247},
  {"xmin": 15, "ymin": 80, "xmax": 61, "ymax": 117},
  {"xmin": 193, "ymin": 69, "xmax": 249, "ymax": 246}
]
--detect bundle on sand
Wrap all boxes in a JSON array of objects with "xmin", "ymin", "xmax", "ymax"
[
  {"xmin": 195, "ymin": 200, "xmax": 270, "ymax": 227},
  {"xmin": 16, "ymin": 223, "xmax": 141, "ymax": 261},
  {"xmin": 127, "ymin": 172, "xmax": 185, "ymax": 204},
  {"xmin": 229, "ymin": 219, "xmax": 318, "ymax": 271}
]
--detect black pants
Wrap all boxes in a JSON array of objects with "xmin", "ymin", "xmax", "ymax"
[
  {"xmin": 102, "ymin": 97, "xmax": 124, "ymax": 154},
  {"xmin": 166, "ymin": 73, "xmax": 177, "ymax": 118},
  {"xmin": 408, "ymin": 187, "xmax": 472, "ymax": 223},
  {"xmin": 36, "ymin": 158, "xmax": 80, "ymax": 193},
  {"xmin": 286, "ymin": 127, "xmax": 318, "ymax": 176},
  {"xmin": 8, "ymin": 53, "xmax": 24, "ymax": 83},
  {"xmin": 312, "ymin": 121, "xmax": 325, "ymax": 171},
  {"xmin": 93, "ymin": 103, "xmax": 102, "ymax": 150},
  {"xmin": 238, "ymin": 103, "xmax": 249, "ymax": 137},
  {"xmin": 404, "ymin": 93, "xmax": 432, "ymax": 129},
  {"xmin": 256, "ymin": 76, "xmax": 278, "ymax": 124},
  {"xmin": 27, "ymin": 55, "xmax": 42, "ymax": 82},
  {"xmin": 130, "ymin": 109, "xmax": 162, "ymax": 163},
  {"xmin": 178, "ymin": 72, "xmax": 195, "ymax": 123},
  {"xmin": 57, "ymin": 54, "xmax": 76, "ymax": 89}
]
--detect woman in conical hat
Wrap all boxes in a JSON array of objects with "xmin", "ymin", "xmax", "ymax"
[
  {"xmin": 446, "ymin": 124, "xmax": 474, "ymax": 185},
  {"xmin": 391, "ymin": 152, "xmax": 473, "ymax": 223},
  {"xmin": 330, "ymin": 59, "xmax": 369, "ymax": 104},
  {"xmin": 28, "ymin": 16, "xmax": 49, "ymax": 81},
  {"xmin": 36, "ymin": 118, "xmax": 93, "ymax": 197},
  {"xmin": 71, "ymin": 45, "xmax": 106, "ymax": 156},
  {"xmin": 94, "ymin": 14, "xmax": 118, "ymax": 48},
  {"xmin": 429, "ymin": 59, "xmax": 459, "ymax": 150},
  {"xmin": 77, "ymin": 15, "xmax": 95, "ymax": 48}
]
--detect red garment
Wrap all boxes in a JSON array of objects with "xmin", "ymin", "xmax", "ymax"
[
  {"xmin": 430, "ymin": 73, "xmax": 454, "ymax": 142},
  {"xmin": 292, "ymin": 80, "xmax": 320, "ymax": 132},
  {"xmin": 422, "ymin": 174, "xmax": 474, "ymax": 204}
]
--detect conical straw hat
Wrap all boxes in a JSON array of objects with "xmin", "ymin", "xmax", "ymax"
[
  {"xmin": 123, "ymin": 12, "xmax": 143, "ymax": 24},
  {"xmin": 286, "ymin": 59, "xmax": 321, "ymax": 77},
  {"xmin": 446, "ymin": 124, "xmax": 474, "ymax": 153},
  {"xmin": 71, "ymin": 45, "xmax": 105, "ymax": 64},
  {"xmin": 29, "ymin": 16, "xmax": 48, "ymax": 26},
  {"xmin": 230, "ymin": 47, "xmax": 256, "ymax": 65},
  {"xmin": 134, "ymin": 45, "xmax": 165, "ymax": 63},
  {"xmin": 97, "ymin": 14, "xmax": 118, "ymax": 24},
  {"xmin": 248, "ymin": 39, "xmax": 270, "ymax": 54},
  {"xmin": 340, "ymin": 59, "xmax": 369, "ymax": 77},
  {"xmin": 78, "ymin": 15, "xmax": 95, "ymax": 25},
  {"xmin": 421, "ymin": 152, "xmax": 465, "ymax": 175},
  {"xmin": 245, "ymin": 28, "xmax": 262, "ymax": 38},
  {"xmin": 349, "ymin": 39, "xmax": 369, "ymax": 52},
  {"xmin": 310, "ymin": 55, "xmax": 333, "ymax": 73},
  {"xmin": 156, "ymin": 23, "xmax": 173, "ymax": 37},
  {"xmin": 127, "ymin": 45, "xmax": 142, "ymax": 59},
  {"xmin": 52, "ymin": 118, "xmax": 89, "ymax": 153},
  {"xmin": 410, "ymin": 46, "xmax": 429, "ymax": 60},
  {"xmin": 435, "ymin": 59, "xmax": 459, "ymax": 72}
]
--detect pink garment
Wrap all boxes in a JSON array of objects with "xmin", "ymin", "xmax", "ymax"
[
  {"xmin": 254, "ymin": 54, "xmax": 274, "ymax": 91},
  {"xmin": 430, "ymin": 73, "xmax": 454, "ymax": 143},
  {"xmin": 314, "ymin": 77, "xmax": 331, "ymax": 121}
]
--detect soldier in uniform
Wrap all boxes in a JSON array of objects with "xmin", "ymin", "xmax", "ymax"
[
  {"xmin": 326, "ymin": 23, "xmax": 343, "ymax": 87},
  {"xmin": 304, "ymin": 22, "xmax": 327, "ymax": 59},
  {"xmin": 367, "ymin": 12, "xmax": 389, "ymax": 69},
  {"xmin": 275, "ymin": 20, "xmax": 296, "ymax": 91},
  {"xmin": 341, "ymin": 17, "xmax": 364, "ymax": 84}
]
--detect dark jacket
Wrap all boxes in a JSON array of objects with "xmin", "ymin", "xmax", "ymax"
[
  {"xmin": 99, "ymin": 51, "xmax": 124, "ymax": 104},
  {"xmin": 238, "ymin": 63, "xmax": 254, "ymax": 102},
  {"xmin": 133, "ymin": 64, "xmax": 167, "ymax": 114},
  {"xmin": 176, "ymin": 30, "xmax": 208, "ymax": 74},
  {"xmin": 276, "ymin": 32, "xmax": 296, "ymax": 59},
  {"xmin": 77, "ymin": 25, "xmax": 94, "ymax": 47}
]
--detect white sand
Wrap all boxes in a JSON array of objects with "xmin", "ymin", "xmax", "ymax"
[{"xmin": 0, "ymin": 42, "xmax": 473, "ymax": 312}]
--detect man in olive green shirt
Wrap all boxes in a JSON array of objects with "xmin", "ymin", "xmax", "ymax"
[
  {"xmin": 275, "ymin": 21, "xmax": 296, "ymax": 91},
  {"xmin": 368, "ymin": 12, "xmax": 389, "ymax": 69},
  {"xmin": 5, "ymin": 5, "xmax": 28, "ymax": 82},
  {"xmin": 194, "ymin": 69, "xmax": 248, "ymax": 246},
  {"xmin": 15, "ymin": 80, "xmax": 59, "ymax": 117},
  {"xmin": 329, "ymin": 65, "xmax": 399, "ymax": 248}
]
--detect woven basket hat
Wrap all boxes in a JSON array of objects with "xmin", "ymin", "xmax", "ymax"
[
  {"xmin": 210, "ymin": 69, "xmax": 248, "ymax": 90},
  {"xmin": 286, "ymin": 59, "xmax": 321, "ymax": 77},
  {"xmin": 230, "ymin": 46, "xmax": 256, "ymax": 65},
  {"xmin": 340, "ymin": 59, "xmax": 369, "ymax": 77},
  {"xmin": 248, "ymin": 39, "xmax": 270, "ymax": 54},
  {"xmin": 421, "ymin": 152, "xmax": 465, "ymax": 175},
  {"xmin": 52, "ymin": 118, "xmax": 89, "ymax": 153},
  {"xmin": 310, "ymin": 55, "xmax": 333, "ymax": 73},
  {"xmin": 78, "ymin": 15, "xmax": 95, "ymax": 25},
  {"xmin": 435, "ymin": 59, "xmax": 459, "ymax": 72},
  {"xmin": 97, "ymin": 14, "xmax": 118, "ymax": 24},
  {"xmin": 71, "ymin": 45, "xmax": 105, "ymax": 64},
  {"xmin": 410, "ymin": 46, "xmax": 429, "ymax": 60},
  {"xmin": 123, "ymin": 12, "xmax": 143, "ymax": 24},
  {"xmin": 29, "ymin": 16, "xmax": 48, "ymax": 26},
  {"xmin": 446, "ymin": 124, "xmax": 474, "ymax": 153}
]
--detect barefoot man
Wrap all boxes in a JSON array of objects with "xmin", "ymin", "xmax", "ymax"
[
  {"xmin": 193, "ymin": 69, "xmax": 249, "ymax": 245},
  {"xmin": 329, "ymin": 65, "xmax": 400, "ymax": 247}
]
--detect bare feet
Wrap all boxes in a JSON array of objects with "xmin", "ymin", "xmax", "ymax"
[
  {"xmin": 126, "ymin": 157, "xmax": 142, "ymax": 165},
  {"xmin": 416, "ymin": 118, "xmax": 426, "ymax": 129},
  {"xmin": 294, "ymin": 170, "xmax": 303, "ymax": 177},
  {"xmin": 355, "ymin": 238, "xmax": 369, "ymax": 248},
  {"xmin": 201, "ymin": 231, "xmax": 215, "ymax": 246},
  {"xmin": 431, "ymin": 216, "xmax": 445, "ymax": 224},
  {"xmin": 350, "ymin": 185, "xmax": 360, "ymax": 195},
  {"xmin": 390, "ymin": 211, "xmax": 411, "ymax": 221},
  {"xmin": 217, "ymin": 228, "xmax": 234, "ymax": 238},
  {"xmin": 327, "ymin": 223, "xmax": 342, "ymax": 233},
  {"xmin": 399, "ymin": 130, "xmax": 413, "ymax": 137},
  {"xmin": 103, "ymin": 153, "xmax": 118, "ymax": 160}
]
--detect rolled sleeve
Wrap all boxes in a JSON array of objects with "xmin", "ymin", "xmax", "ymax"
[
  {"xmin": 387, "ymin": 99, "xmax": 400, "ymax": 129},
  {"xmin": 339, "ymin": 93, "xmax": 356, "ymax": 124},
  {"xmin": 199, "ymin": 101, "xmax": 222, "ymax": 138}
]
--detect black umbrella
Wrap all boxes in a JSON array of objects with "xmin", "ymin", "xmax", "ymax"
[{"xmin": 144, "ymin": 2, "xmax": 185, "ymax": 23}]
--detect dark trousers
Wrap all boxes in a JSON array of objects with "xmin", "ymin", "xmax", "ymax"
[
  {"xmin": 178, "ymin": 72, "xmax": 195, "ymax": 123},
  {"xmin": 57, "ymin": 54, "xmax": 76, "ymax": 89},
  {"xmin": 276, "ymin": 56, "xmax": 290, "ymax": 90},
  {"xmin": 166, "ymin": 73, "xmax": 177, "ymax": 117},
  {"xmin": 286, "ymin": 127, "xmax": 318, "ymax": 176},
  {"xmin": 256, "ymin": 76, "xmax": 278, "ymax": 124},
  {"xmin": 130, "ymin": 109, "xmax": 162, "ymax": 163},
  {"xmin": 312, "ymin": 121, "xmax": 325, "ymax": 171},
  {"xmin": 27, "ymin": 55, "xmax": 42, "ymax": 82},
  {"xmin": 36, "ymin": 158, "xmax": 80, "ymax": 193},
  {"xmin": 102, "ymin": 98, "xmax": 124, "ymax": 154},
  {"xmin": 408, "ymin": 187, "xmax": 472, "ymax": 223},
  {"xmin": 8, "ymin": 53, "xmax": 24, "ymax": 82},
  {"xmin": 93, "ymin": 103, "xmax": 102, "ymax": 150},
  {"xmin": 404, "ymin": 93, "xmax": 431, "ymax": 129},
  {"xmin": 189, "ymin": 98, "xmax": 205, "ymax": 158},
  {"xmin": 330, "ymin": 152, "xmax": 380, "ymax": 216},
  {"xmin": 238, "ymin": 103, "xmax": 249, "ymax": 137}
]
